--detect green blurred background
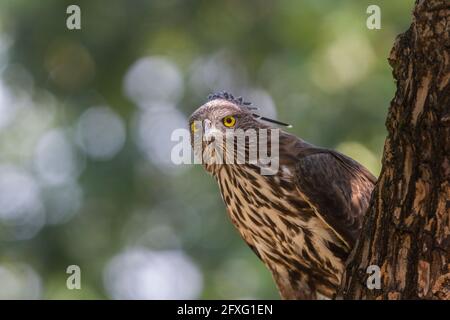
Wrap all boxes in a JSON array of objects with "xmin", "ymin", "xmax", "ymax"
[{"xmin": 0, "ymin": 0, "xmax": 413, "ymax": 299}]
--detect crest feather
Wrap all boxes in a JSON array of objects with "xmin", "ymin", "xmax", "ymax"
[{"xmin": 207, "ymin": 91, "xmax": 292, "ymax": 127}]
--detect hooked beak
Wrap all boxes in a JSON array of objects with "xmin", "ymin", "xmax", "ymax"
[{"xmin": 203, "ymin": 119, "xmax": 222, "ymax": 142}]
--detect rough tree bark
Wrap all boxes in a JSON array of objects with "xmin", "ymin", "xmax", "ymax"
[{"xmin": 339, "ymin": 0, "xmax": 450, "ymax": 299}]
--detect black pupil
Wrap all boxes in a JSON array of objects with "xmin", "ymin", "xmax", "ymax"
[{"xmin": 226, "ymin": 118, "xmax": 231, "ymax": 123}]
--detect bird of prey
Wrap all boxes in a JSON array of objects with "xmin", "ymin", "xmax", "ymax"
[{"xmin": 189, "ymin": 92, "xmax": 376, "ymax": 299}]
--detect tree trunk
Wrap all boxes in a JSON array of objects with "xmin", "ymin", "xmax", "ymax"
[{"xmin": 339, "ymin": 0, "xmax": 450, "ymax": 299}]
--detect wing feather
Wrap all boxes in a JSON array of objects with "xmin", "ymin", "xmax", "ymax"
[{"xmin": 294, "ymin": 148, "xmax": 376, "ymax": 247}]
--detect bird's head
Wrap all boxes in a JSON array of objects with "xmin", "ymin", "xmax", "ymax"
[
  {"xmin": 189, "ymin": 93, "xmax": 259, "ymax": 141},
  {"xmin": 188, "ymin": 92, "xmax": 259, "ymax": 169},
  {"xmin": 188, "ymin": 91, "xmax": 290, "ymax": 173},
  {"xmin": 189, "ymin": 91, "xmax": 290, "ymax": 142}
]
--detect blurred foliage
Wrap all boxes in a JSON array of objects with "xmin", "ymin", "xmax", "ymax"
[{"xmin": 0, "ymin": 0, "xmax": 413, "ymax": 299}]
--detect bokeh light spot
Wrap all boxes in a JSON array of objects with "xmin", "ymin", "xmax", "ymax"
[
  {"xmin": 76, "ymin": 106, "xmax": 126, "ymax": 161},
  {"xmin": 104, "ymin": 247, "xmax": 203, "ymax": 299},
  {"xmin": 124, "ymin": 57, "xmax": 183, "ymax": 106}
]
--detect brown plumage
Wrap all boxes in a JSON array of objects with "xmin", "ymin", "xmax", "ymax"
[{"xmin": 189, "ymin": 92, "xmax": 376, "ymax": 299}]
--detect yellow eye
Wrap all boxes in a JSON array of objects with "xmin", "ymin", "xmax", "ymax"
[
  {"xmin": 191, "ymin": 122, "xmax": 198, "ymax": 133},
  {"xmin": 223, "ymin": 116, "xmax": 236, "ymax": 128}
]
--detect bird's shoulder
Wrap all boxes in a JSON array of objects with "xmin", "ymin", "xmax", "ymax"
[{"xmin": 279, "ymin": 132, "xmax": 376, "ymax": 246}]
